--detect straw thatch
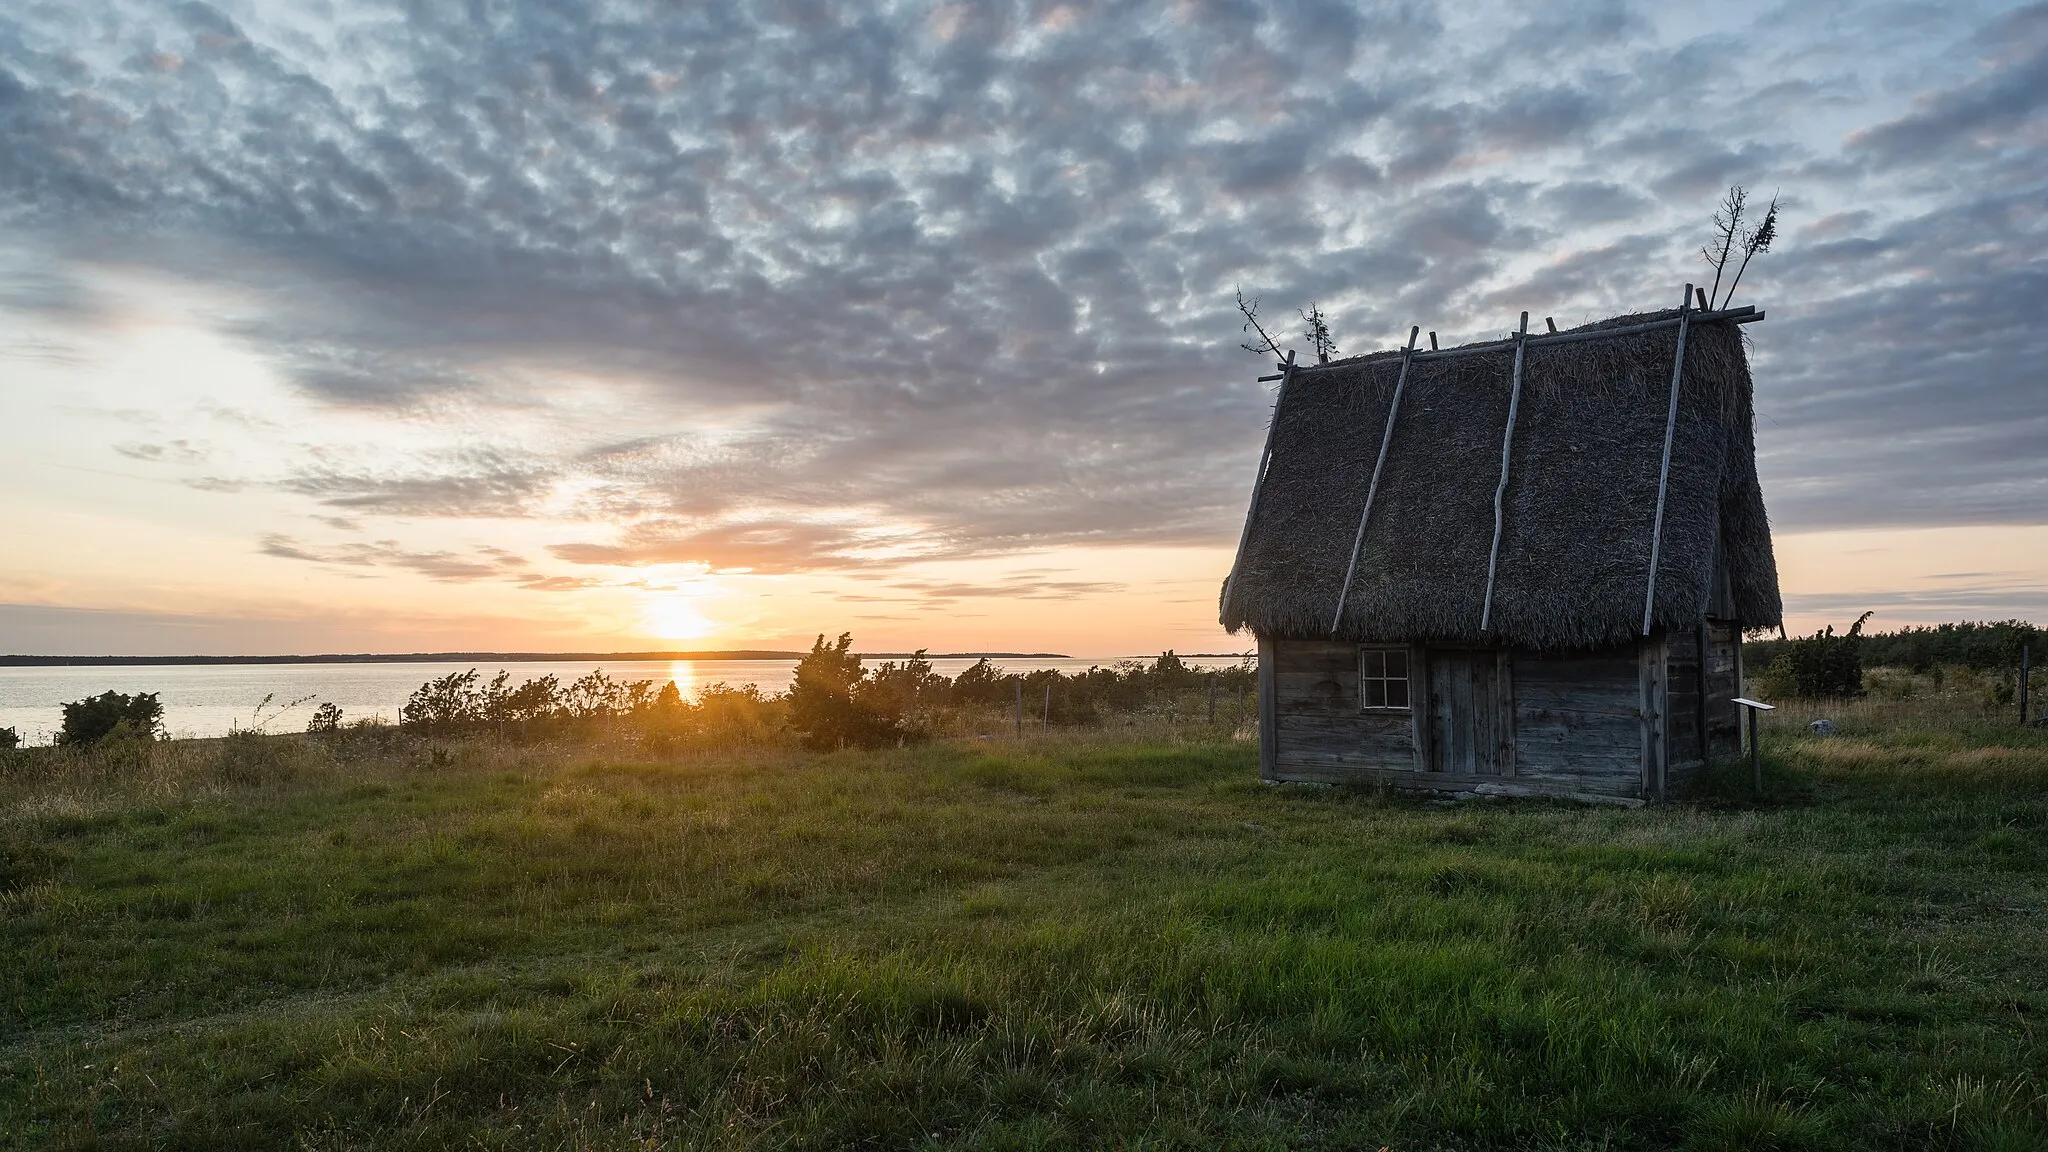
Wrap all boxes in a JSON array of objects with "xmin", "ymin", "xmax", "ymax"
[{"xmin": 1221, "ymin": 308, "xmax": 1781, "ymax": 651}]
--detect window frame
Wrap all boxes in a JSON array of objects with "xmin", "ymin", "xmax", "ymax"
[{"xmin": 1358, "ymin": 645, "xmax": 1413, "ymax": 712}]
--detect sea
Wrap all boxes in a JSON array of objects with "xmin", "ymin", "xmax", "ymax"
[{"xmin": 0, "ymin": 655, "xmax": 1252, "ymax": 746}]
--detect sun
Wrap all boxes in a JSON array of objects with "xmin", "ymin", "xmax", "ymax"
[{"xmin": 643, "ymin": 592, "xmax": 715, "ymax": 641}]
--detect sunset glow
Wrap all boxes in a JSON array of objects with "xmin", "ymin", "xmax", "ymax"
[
  {"xmin": 641, "ymin": 592, "xmax": 716, "ymax": 643},
  {"xmin": 1, "ymin": 1, "xmax": 2040, "ymax": 657}
]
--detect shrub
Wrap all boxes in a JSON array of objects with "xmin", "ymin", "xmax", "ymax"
[
  {"xmin": 952, "ymin": 657, "xmax": 1007, "ymax": 706},
  {"xmin": 1760, "ymin": 612, "xmax": 1872, "ymax": 699},
  {"xmin": 216, "ymin": 730, "xmax": 298, "ymax": 786},
  {"xmin": 401, "ymin": 669, "xmax": 483, "ymax": 735},
  {"xmin": 787, "ymin": 633, "xmax": 905, "ymax": 751},
  {"xmin": 694, "ymin": 682, "xmax": 776, "ymax": 741},
  {"xmin": 58, "ymin": 690, "xmax": 164, "ymax": 747},
  {"xmin": 861, "ymin": 650, "xmax": 948, "ymax": 727},
  {"xmin": 564, "ymin": 669, "xmax": 620, "ymax": 720},
  {"xmin": 307, "ymin": 702, "xmax": 344, "ymax": 733},
  {"xmin": 0, "ymin": 727, "xmax": 17, "ymax": 750},
  {"xmin": 504, "ymin": 674, "xmax": 562, "ymax": 729}
]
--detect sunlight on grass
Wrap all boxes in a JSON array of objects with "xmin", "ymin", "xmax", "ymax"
[{"xmin": 3, "ymin": 717, "xmax": 2046, "ymax": 1148}]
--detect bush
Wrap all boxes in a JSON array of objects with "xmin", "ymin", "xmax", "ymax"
[
  {"xmin": 216, "ymin": 730, "xmax": 298, "ymax": 786},
  {"xmin": 58, "ymin": 690, "xmax": 164, "ymax": 747},
  {"xmin": 787, "ymin": 633, "xmax": 908, "ymax": 751},
  {"xmin": 0, "ymin": 727, "xmax": 17, "ymax": 750},
  {"xmin": 952, "ymin": 657, "xmax": 1007, "ymax": 706},
  {"xmin": 1765, "ymin": 612, "xmax": 1872, "ymax": 698},
  {"xmin": 861, "ymin": 650, "xmax": 949, "ymax": 726},
  {"xmin": 401, "ymin": 669, "xmax": 483, "ymax": 736},
  {"xmin": 307, "ymin": 702, "xmax": 343, "ymax": 733},
  {"xmin": 693, "ymin": 682, "xmax": 776, "ymax": 742}
]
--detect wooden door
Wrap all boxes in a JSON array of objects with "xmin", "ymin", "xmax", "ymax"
[{"xmin": 1427, "ymin": 649, "xmax": 1514, "ymax": 775}]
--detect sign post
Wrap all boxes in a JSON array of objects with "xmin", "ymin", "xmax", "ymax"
[{"xmin": 1733, "ymin": 697, "xmax": 1775, "ymax": 798}]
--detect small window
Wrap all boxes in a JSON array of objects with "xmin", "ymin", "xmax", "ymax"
[{"xmin": 1360, "ymin": 647, "xmax": 1410, "ymax": 710}]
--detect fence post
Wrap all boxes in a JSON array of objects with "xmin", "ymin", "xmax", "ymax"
[
  {"xmin": 1043, "ymin": 680, "xmax": 1051, "ymax": 729},
  {"xmin": 2022, "ymin": 645, "xmax": 2031, "ymax": 726},
  {"xmin": 1207, "ymin": 672, "xmax": 1217, "ymax": 724},
  {"xmin": 1014, "ymin": 679, "xmax": 1023, "ymax": 738}
]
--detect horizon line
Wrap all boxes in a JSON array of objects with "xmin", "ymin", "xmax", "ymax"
[{"xmin": 0, "ymin": 650, "xmax": 1092, "ymax": 667}]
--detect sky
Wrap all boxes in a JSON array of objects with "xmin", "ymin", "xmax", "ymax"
[{"xmin": 1, "ymin": 0, "xmax": 2044, "ymax": 658}]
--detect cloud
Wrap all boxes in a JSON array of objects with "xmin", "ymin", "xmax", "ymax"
[
  {"xmin": 890, "ymin": 577, "xmax": 1125, "ymax": 601},
  {"xmin": 1784, "ymin": 574, "xmax": 2048, "ymax": 624},
  {"xmin": 1536, "ymin": 182, "xmax": 1653, "ymax": 226},
  {"xmin": 258, "ymin": 533, "xmax": 530, "ymax": 582},
  {"xmin": 517, "ymin": 575, "xmax": 609, "ymax": 592},
  {"xmin": 547, "ymin": 519, "xmax": 909, "ymax": 574},
  {"xmin": 0, "ymin": 600, "xmax": 591, "ymax": 659},
  {"xmin": 830, "ymin": 573, "xmax": 1126, "ymax": 607},
  {"xmin": 0, "ymin": 0, "xmax": 2042, "ymax": 599},
  {"xmin": 115, "ymin": 439, "xmax": 208, "ymax": 464},
  {"xmin": 1846, "ymin": 4, "xmax": 2048, "ymax": 167},
  {"xmin": 279, "ymin": 452, "xmax": 557, "ymax": 517}
]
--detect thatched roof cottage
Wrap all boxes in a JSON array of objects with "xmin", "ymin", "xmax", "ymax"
[{"xmin": 1221, "ymin": 299, "xmax": 1781, "ymax": 803}]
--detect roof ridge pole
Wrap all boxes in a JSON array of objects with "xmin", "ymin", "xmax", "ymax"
[
  {"xmin": 1479, "ymin": 312, "xmax": 1529, "ymax": 635},
  {"xmin": 1329, "ymin": 326, "xmax": 1420, "ymax": 637},
  {"xmin": 1221, "ymin": 350, "xmax": 1297, "ymax": 624},
  {"xmin": 1642, "ymin": 284, "xmax": 1695, "ymax": 636}
]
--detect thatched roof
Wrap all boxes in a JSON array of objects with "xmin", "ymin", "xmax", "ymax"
[{"xmin": 1221, "ymin": 307, "xmax": 1782, "ymax": 650}]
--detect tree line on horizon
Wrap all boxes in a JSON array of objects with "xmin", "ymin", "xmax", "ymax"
[{"xmin": 1746, "ymin": 618, "xmax": 2042, "ymax": 699}]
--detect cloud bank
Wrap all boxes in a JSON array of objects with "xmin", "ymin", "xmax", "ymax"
[{"xmin": 2, "ymin": 0, "xmax": 2044, "ymax": 590}]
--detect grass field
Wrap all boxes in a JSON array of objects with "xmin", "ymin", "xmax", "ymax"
[{"xmin": 3, "ymin": 718, "xmax": 2046, "ymax": 1149}]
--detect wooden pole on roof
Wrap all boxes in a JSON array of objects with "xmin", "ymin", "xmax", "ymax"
[
  {"xmin": 1330, "ymin": 325, "xmax": 1420, "ymax": 637},
  {"xmin": 1642, "ymin": 284, "xmax": 1695, "ymax": 636},
  {"xmin": 1221, "ymin": 351, "xmax": 1297, "ymax": 623},
  {"xmin": 1479, "ymin": 312, "xmax": 1530, "ymax": 634}
]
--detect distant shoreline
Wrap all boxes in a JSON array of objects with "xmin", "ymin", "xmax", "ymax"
[{"xmin": 0, "ymin": 651, "xmax": 1075, "ymax": 668}]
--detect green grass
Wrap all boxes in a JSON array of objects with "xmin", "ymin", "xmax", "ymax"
[{"xmin": 3, "ymin": 723, "xmax": 2045, "ymax": 1149}]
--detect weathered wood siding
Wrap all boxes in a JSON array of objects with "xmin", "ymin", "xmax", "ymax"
[
  {"xmin": 1426, "ymin": 649, "xmax": 1514, "ymax": 775},
  {"xmin": 1268, "ymin": 639, "xmax": 1416, "ymax": 780},
  {"xmin": 1703, "ymin": 620, "xmax": 1742, "ymax": 759},
  {"xmin": 1257, "ymin": 634, "xmax": 1278, "ymax": 780},
  {"xmin": 1512, "ymin": 645, "xmax": 1644, "ymax": 800},
  {"xmin": 1264, "ymin": 636, "xmax": 1650, "ymax": 800},
  {"xmin": 1665, "ymin": 624, "xmax": 1703, "ymax": 770},
  {"xmin": 1639, "ymin": 634, "xmax": 1666, "ymax": 796}
]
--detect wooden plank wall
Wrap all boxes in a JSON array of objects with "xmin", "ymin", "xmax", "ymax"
[
  {"xmin": 1267, "ymin": 637, "xmax": 1649, "ymax": 801},
  {"xmin": 1665, "ymin": 625, "xmax": 1703, "ymax": 770},
  {"xmin": 1427, "ymin": 650, "xmax": 1514, "ymax": 775},
  {"xmin": 1257, "ymin": 634, "xmax": 1278, "ymax": 780},
  {"xmin": 1513, "ymin": 646, "xmax": 1644, "ymax": 800},
  {"xmin": 1703, "ymin": 621, "xmax": 1742, "ymax": 759},
  {"xmin": 1270, "ymin": 639, "xmax": 1416, "ymax": 780}
]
